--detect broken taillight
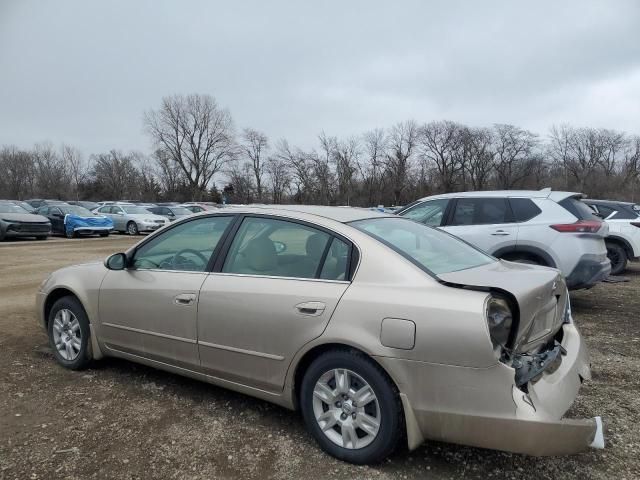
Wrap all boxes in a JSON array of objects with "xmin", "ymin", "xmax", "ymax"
[{"xmin": 550, "ymin": 220, "xmax": 602, "ymax": 233}]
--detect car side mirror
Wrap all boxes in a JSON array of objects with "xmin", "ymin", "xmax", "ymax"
[
  {"xmin": 105, "ymin": 252, "xmax": 127, "ymax": 270},
  {"xmin": 273, "ymin": 241, "xmax": 287, "ymax": 254}
]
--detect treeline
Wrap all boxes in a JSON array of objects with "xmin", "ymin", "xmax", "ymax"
[{"xmin": 1, "ymin": 93, "xmax": 639, "ymax": 205}]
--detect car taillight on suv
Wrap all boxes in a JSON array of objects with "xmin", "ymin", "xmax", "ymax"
[{"xmin": 550, "ymin": 220, "xmax": 603, "ymax": 233}]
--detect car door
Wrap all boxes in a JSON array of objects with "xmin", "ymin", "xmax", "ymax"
[
  {"xmin": 441, "ymin": 197, "xmax": 518, "ymax": 254},
  {"xmin": 96, "ymin": 206, "xmax": 115, "ymax": 229},
  {"xmin": 109, "ymin": 206, "xmax": 126, "ymax": 230},
  {"xmin": 98, "ymin": 215, "xmax": 236, "ymax": 368},
  {"xmin": 48, "ymin": 206, "xmax": 65, "ymax": 234},
  {"xmin": 197, "ymin": 215, "xmax": 352, "ymax": 393}
]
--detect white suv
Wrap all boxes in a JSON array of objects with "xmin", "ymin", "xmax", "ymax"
[
  {"xmin": 583, "ymin": 199, "xmax": 640, "ymax": 274},
  {"xmin": 397, "ymin": 189, "xmax": 610, "ymax": 290}
]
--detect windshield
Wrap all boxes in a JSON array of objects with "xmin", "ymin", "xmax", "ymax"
[
  {"xmin": 351, "ymin": 217, "xmax": 494, "ymax": 275},
  {"xmin": 171, "ymin": 207, "xmax": 192, "ymax": 215},
  {"xmin": 59, "ymin": 206, "xmax": 92, "ymax": 216},
  {"xmin": 123, "ymin": 206, "xmax": 151, "ymax": 214},
  {"xmin": 0, "ymin": 203, "xmax": 28, "ymax": 214}
]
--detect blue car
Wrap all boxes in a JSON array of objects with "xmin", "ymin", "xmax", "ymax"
[{"xmin": 37, "ymin": 204, "xmax": 114, "ymax": 238}]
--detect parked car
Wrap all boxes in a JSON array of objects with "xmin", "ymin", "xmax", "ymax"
[
  {"xmin": 25, "ymin": 199, "xmax": 67, "ymax": 209},
  {"xmin": 67, "ymin": 200, "xmax": 100, "ymax": 211},
  {"xmin": 36, "ymin": 205, "xmax": 603, "ymax": 464},
  {"xmin": 397, "ymin": 189, "xmax": 610, "ymax": 290},
  {"xmin": 37, "ymin": 204, "xmax": 113, "ymax": 238},
  {"xmin": 94, "ymin": 204, "xmax": 167, "ymax": 235},
  {"xmin": 0, "ymin": 201, "xmax": 51, "ymax": 240},
  {"xmin": 583, "ymin": 199, "xmax": 640, "ymax": 274},
  {"xmin": 7, "ymin": 200, "xmax": 37, "ymax": 213},
  {"xmin": 148, "ymin": 205, "xmax": 193, "ymax": 221},
  {"xmin": 180, "ymin": 203, "xmax": 219, "ymax": 213}
]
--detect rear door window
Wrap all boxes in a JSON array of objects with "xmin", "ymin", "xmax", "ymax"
[
  {"xmin": 449, "ymin": 198, "xmax": 511, "ymax": 226},
  {"xmin": 509, "ymin": 198, "xmax": 542, "ymax": 222}
]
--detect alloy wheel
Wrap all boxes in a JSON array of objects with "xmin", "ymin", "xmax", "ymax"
[
  {"xmin": 312, "ymin": 368, "xmax": 381, "ymax": 450},
  {"xmin": 52, "ymin": 309, "xmax": 82, "ymax": 361}
]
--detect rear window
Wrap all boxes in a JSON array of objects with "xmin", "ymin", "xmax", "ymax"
[
  {"xmin": 559, "ymin": 197, "xmax": 599, "ymax": 220},
  {"xmin": 450, "ymin": 198, "xmax": 511, "ymax": 226},
  {"xmin": 509, "ymin": 198, "xmax": 542, "ymax": 222},
  {"xmin": 351, "ymin": 217, "xmax": 494, "ymax": 275}
]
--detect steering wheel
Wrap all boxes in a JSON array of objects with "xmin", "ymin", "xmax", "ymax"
[{"xmin": 171, "ymin": 249, "xmax": 209, "ymax": 270}]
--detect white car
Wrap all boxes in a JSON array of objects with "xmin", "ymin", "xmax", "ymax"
[
  {"xmin": 583, "ymin": 199, "xmax": 640, "ymax": 274},
  {"xmin": 397, "ymin": 189, "xmax": 610, "ymax": 290},
  {"xmin": 94, "ymin": 204, "xmax": 167, "ymax": 235}
]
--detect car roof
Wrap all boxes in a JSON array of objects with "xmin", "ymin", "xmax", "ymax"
[
  {"xmin": 415, "ymin": 189, "xmax": 581, "ymax": 202},
  {"xmin": 218, "ymin": 205, "xmax": 393, "ymax": 223}
]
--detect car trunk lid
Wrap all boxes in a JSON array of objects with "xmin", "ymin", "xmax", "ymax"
[{"xmin": 437, "ymin": 260, "xmax": 567, "ymax": 354}]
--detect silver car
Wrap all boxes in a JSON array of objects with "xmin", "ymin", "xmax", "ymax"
[
  {"xmin": 94, "ymin": 204, "xmax": 167, "ymax": 235},
  {"xmin": 36, "ymin": 206, "xmax": 603, "ymax": 464}
]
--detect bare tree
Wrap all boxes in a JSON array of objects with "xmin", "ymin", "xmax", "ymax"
[
  {"xmin": 276, "ymin": 139, "xmax": 311, "ymax": 203},
  {"xmin": 419, "ymin": 120, "xmax": 463, "ymax": 192},
  {"xmin": 0, "ymin": 146, "xmax": 35, "ymax": 199},
  {"xmin": 360, "ymin": 129, "xmax": 387, "ymax": 206},
  {"xmin": 61, "ymin": 144, "xmax": 86, "ymax": 200},
  {"xmin": 333, "ymin": 136, "xmax": 360, "ymax": 205},
  {"xmin": 90, "ymin": 150, "xmax": 140, "ymax": 199},
  {"xmin": 464, "ymin": 127, "xmax": 495, "ymax": 190},
  {"xmin": 385, "ymin": 120, "xmax": 419, "ymax": 205},
  {"xmin": 265, "ymin": 155, "xmax": 290, "ymax": 204},
  {"xmin": 493, "ymin": 124, "xmax": 538, "ymax": 188},
  {"xmin": 241, "ymin": 128, "xmax": 268, "ymax": 202},
  {"xmin": 33, "ymin": 142, "xmax": 70, "ymax": 199},
  {"xmin": 144, "ymin": 94, "xmax": 236, "ymax": 200}
]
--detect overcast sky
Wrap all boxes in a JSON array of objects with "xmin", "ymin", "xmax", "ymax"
[{"xmin": 1, "ymin": 0, "xmax": 639, "ymax": 156}]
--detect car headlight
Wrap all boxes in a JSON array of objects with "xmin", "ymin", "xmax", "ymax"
[{"xmin": 486, "ymin": 296, "xmax": 513, "ymax": 349}]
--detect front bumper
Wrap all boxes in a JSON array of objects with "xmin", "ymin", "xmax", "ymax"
[
  {"xmin": 73, "ymin": 226, "xmax": 113, "ymax": 235},
  {"xmin": 565, "ymin": 255, "xmax": 611, "ymax": 289},
  {"xmin": 138, "ymin": 222, "xmax": 165, "ymax": 232},
  {"xmin": 378, "ymin": 323, "xmax": 603, "ymax": 456},
  {"xmin": 4, "ymin": 223, "xmax": 51, "ymax": 237}
]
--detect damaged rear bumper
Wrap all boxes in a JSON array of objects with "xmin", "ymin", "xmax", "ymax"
[{"xmin": 378, "ymin": 323, "xmax": 604, "ymax": 456}]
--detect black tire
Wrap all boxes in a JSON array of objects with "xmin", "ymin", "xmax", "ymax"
[
  {"xmin": 65, "ymin": 229, "xmax": 76, "ymax": 239},
  {"xmin": 607, "ymin": 242, "xmax": 627, "ymax": 275},
  {"xmin": 36, "ymin": 236, "xmax": 47, "ymax": 241},
  {"xmin": 47, "ymin": 296, "xmax": 92, "ymax": 370},
  {"xmin": 127, "ymin": 221, "xmax": 139, "ymax": 235},
  {"xmin": 99, "ymin": 232, "xmax": 109, "ymax": 237},
  {"xmin": 300, "ymin": 349, "xmax": 402, "ymax": 464}
]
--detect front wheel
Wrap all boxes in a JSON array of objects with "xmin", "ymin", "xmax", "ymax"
[
  {"xmin": 65, "ymin": 229, "xmax": 76, "ymax": 239},
  {"xmin": 127, "ymin": 221, "xmax": 139, "ymax": 235},
  {"xmin": 47, "ymin": 296, "xmax": 92, "ymax": 370},
  {"xmin": 607, "ymin": 243, "xmax": 627, "ymax": 275},
  {"xmin": 99, "ymin": 232, "xmax": 109, "ymax": 237},
  {"xmin": 300, "ymin": 350, "xmax": 402, "ymax": 464}
]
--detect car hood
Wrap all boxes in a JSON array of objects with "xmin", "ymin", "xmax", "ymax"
[
  {"xmin": 438, "ymin": 260, "xmax": 567, "ymax": 354},
  {"xmin": 0, "ymin": 212, "xmax": 50, "ymax": 223}
]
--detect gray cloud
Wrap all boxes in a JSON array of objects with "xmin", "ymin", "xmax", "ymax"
[{"xmin": 1, "ymin": 0, "xmax": 639, "ymax": 155}]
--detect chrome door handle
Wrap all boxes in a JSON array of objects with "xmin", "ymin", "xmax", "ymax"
[
  {"xmin": 174, "ymin": 293, "xmax": 196, "ymax": 306},
  {"xmin": 295, "ymin": 301, "xmax": 326, "ymax": 316},
  {"xmin": 491, "ymin": 230, "xmax": 510, "ymax": 236}
]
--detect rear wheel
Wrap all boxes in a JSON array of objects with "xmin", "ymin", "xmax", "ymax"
[
  {"xmin": 606, "ymin": 242, "xmax": 627, "ymax": 275},
  {"xmin": 300, "ymin": 350, "xmax": 402, "ymax": 464},
  {"xmin": 127, "ymin": 221, "xmax": 139, "ymax": 235},
  {"xmin": 36, "ymin": 236, "xmax": 47, "ymax": 241}
]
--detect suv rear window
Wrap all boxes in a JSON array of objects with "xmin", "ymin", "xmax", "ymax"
[
  {"xmin": 509, "ymin": 198, "xmax": 542, "ymax": 222},
  {"xmin": 559, "ymin": 197, "xmax": 599, "ymax": 220},
  {"xmin": 450, "ymin": 198, "xmax": 511, "ymax": 225}
]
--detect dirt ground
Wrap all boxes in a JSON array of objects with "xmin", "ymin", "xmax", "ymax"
[{"xmin": 0, "ymin": 236, "xmax": 639, "ymax": 480}]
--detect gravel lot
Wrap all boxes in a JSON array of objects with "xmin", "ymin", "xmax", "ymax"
[{"xmin": 1, "ymin": 236, "xmax": 638, "ymax": 480}]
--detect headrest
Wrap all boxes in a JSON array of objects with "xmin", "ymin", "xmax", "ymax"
[{"xmin": 245, "ymin": 236, "xmax": 277, "ymax": 272}]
